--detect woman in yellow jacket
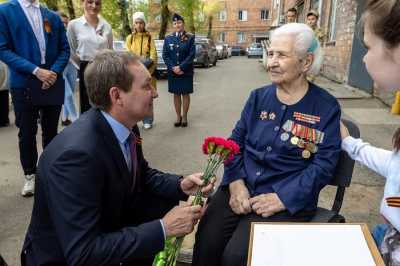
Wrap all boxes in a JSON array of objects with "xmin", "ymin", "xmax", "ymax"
[{"xmin": 126, "ymin": 12, "xmax": 158, "ymax": 130}]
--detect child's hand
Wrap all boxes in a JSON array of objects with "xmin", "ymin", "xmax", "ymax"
[{"xmin": 340, "ymin": 121, "xmax": 350, "ymax": 139}]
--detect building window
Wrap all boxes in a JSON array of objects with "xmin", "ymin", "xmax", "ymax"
[
  {"xmin": 238, "ymin": 10, "xmax": 248, "ymax": 21},
  {"xmin": 237, "ymin": 32, "xmax": 246, "ymax": 43},
  {"xmin": 219, "ymin": 32, "xmax": 226, "ymax": 42},
  {"xmin": 218, "ymin": 10, "xmax": 227, "ymax": 21},
  {"xmin": 328, "ymin": 0, "xmax": 338, "ymax": 41},
  {"xmin": 261, "ymin": 9, "xmax": 269, "ymax": 20},
  {"xmin": 310, "ymin": 0, "xmax": 320, "ymax": 10}
]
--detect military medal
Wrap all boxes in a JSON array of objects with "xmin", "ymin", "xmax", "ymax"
[
  {"xmin": 290, "ymin": 136, "xmax": 299, "ymax": 145},
  {"xmin": 280, "ymin": 132, "xmax": 289, "ymax": 141},
  {"xmin": 302, "ymin": 149, "xmax": 311, "ymax": 159},
  {"xmin": 269, "ymin": 112, "xmax": 276, "ymax": 120},
  {"xmin": 297, "ymin": 139, "xmax": 305, "ymax": 148},
  {"xmin": 306, "ymin": 143, "xmax": 318, "ymax": 153},
  {"xmin": 260, "ymin": 111, "xmax": 268, "ymax": 120}
]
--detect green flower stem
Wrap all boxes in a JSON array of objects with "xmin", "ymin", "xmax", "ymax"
[{"xmin": 153, "ymin": 150, "xmax": 231, "ymax": 266}]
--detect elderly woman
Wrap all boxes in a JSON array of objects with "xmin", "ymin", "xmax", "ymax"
[
  {"xmin": 192, "ymin": 23, "xmax": 341, "ymax": 266},
  {"xmin": 67, "ymin": 0, "xmax": 113, "ymax": 114},
  {"xmin": 126, "ymin": 12, "xmax": 158, "ymax": 130}
]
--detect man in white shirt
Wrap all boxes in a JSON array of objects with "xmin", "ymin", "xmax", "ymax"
[{"xmin": 0, "ymin": 0, "xmax": 70, "ymax": 196}]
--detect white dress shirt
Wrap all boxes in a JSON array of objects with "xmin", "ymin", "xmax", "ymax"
[
  {"xmin": 342, "ymin": 136, "xmax": 400, "ymax": 232},
  {"xmin": 18, "ymin": 0, "xmax": 46, "ymax": 65},
  {"xmin": 100, "ymin": 111, "xmax": 167, "ymax": 240},
  {"xmin": 67, "ymin": 16, "xmax": 113, "ymax": 62}
]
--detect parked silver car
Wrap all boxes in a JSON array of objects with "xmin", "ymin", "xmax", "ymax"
[
  {"xmin": 216, "ymin": 44, "xmax": 228, "ymax": 59},
  {"xmin": 113, "ymin": 40, "xmax": 127, "ymax": 51},
  {"xmin": 154, "ymin": 39, "xmax": 168, "ymax": 78},
  {"xmin": 247, "ymin": 42, "xmax": 263, "ymax": 58}
]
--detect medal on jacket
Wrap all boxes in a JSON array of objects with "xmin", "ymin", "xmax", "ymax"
[
  {"xmin": 268, "ymin": 112, "xmax": 276, "ymax": 120},
  {"xmin": 302, "ymin": 149, "xmax": 311, "ymax": 159},
  {"xmin": 260, "ymin": 111, "xmax": 268, "ymax": 120},
  {"xmin": 280, "ymin": 132, "xmax": 289, "ymax": 141}
]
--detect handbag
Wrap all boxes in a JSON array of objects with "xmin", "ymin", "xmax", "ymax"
[{"xmin": 140, "ymin": 58, "xmax": 154, "ymax": 69}]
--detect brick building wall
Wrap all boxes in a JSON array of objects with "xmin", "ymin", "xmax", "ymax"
[
  {"xmin": 210, "ymin": 0, "xmax": 272, "ymax": 48},
  {"xmin": 320, "ymin": 0, "xmax": 357, "ymax": 83},
  {"xmin": 271, "ymin": 0, "xmax": 358, "ymax": 83},
  {"xmin": 147, "ymin": 0, "xmax": 273, "ymax": 48}
]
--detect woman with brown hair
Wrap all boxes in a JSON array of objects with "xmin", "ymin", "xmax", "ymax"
[
  {"xmin": 67, "ymin": 0, "xmax": 113, "ymax": 114},
  {"xmin": 340, "ymin": 0, "xmax": 400, "ymax": 264}
]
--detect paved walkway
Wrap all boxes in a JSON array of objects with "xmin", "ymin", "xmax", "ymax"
[{"xmin": 0, "ymin": 56, "xmax": 397, "ymax": 265}]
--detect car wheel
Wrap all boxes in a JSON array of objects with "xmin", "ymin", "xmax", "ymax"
[
  {"xmin": 213, "ymin": 58, "xmax": 217, "ymax": 66},
  {"xmin": 204, "ymin": 58, "xmax": 209, "ymax": 68}
]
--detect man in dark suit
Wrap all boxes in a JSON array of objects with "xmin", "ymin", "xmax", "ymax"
[
  {"xmin": 0, "ymin": 0, "xmax": 70, "ymax": 196},
  {"xmin": 21, "ymin": 50, "xmax": 212, "ymax": 266}
]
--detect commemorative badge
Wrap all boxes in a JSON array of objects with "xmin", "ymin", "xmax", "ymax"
[{"xmin": 260, "ymin": 111, "xmax": 268, "ymax": 120}]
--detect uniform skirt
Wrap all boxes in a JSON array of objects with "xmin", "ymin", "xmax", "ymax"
[{"xmin": 168, "ymin": 74, "xmax": 193, "ymax": 95}]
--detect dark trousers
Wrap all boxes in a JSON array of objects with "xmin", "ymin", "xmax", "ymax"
[
  {"xmin": 0, "ymin": 90, "xmax": 9, "ymax": 126},
  {"xmin": 11, "ymin": 89, "xmax": 61, "ymax": 175},
  {"xmin": 79, "ymin": 61, "xmax": 91, "ymax": 114},
  {"xmin": 192, "ymin": 187, "xmax": 315, "ymax": 266}
]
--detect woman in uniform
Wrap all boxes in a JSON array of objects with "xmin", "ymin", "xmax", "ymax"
[
  {"xmin": 192, "ymin": 23, "xmax": 341, "ymax": 266},
  {"xmin": 162, "ymin": 13, "xmax": 195, "ymax": 127},
  {"xmin": 126, "ymin": 12, "xmax": 158, "ymax": 130}
]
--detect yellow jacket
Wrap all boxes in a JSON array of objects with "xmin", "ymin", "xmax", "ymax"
[{"xmin": 126, "ymin": 31, "xmax": 157, "ymax": 75}]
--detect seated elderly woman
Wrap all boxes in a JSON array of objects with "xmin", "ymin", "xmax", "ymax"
[{"xmin": 192, "ymin": 23, "xmax": 341, "ymax": 266}]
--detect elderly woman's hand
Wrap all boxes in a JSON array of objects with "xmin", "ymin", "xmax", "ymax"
[
  {"xmin": 249, "ymin": 193, "xmax": 285, "ymax": 218},
  {"xmin": 340, "ymin": 121, "xmax": 350, "ymax": 140},
  {"xmin": 229, "ymin": 179, "xmax": 252, "ymax": 215}
]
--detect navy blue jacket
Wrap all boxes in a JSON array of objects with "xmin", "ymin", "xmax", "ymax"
[
  {"xmin": 0, "ymin": 0, "xmax": 70, "ymax": 89},
  {"xmin": 162, "ymin": 32, "xmax": 195, "ymax": 76},
  {"xmin": 22, "ymin": 109, "xmax": 187, "ymax": 266},
  {"xmin": 222, "ymin": 83, "xmax": 341, "ymax": 214}
]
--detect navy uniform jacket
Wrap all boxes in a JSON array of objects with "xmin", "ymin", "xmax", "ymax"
[
  {"xmin": 222, "ymin": 83, "xmax": 341, "ymax": 214},
  {"xmin": 162, "ymin": 32, "xmax": 195, "ymax": 76},
  {"xmin": 22, "ymin": 109, "xmax": 187, "ymax": 266}
]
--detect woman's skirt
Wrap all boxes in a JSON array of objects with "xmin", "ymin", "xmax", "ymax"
[{"xmin": 168, "ymin": 74, "xmax": 193, "ymax": 94}]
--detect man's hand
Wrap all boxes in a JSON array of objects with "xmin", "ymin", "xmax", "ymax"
[
  {"xmin": 180, "ymin": 173, "xmax": 215, "ymax": 197},
  {"xmin": 162, "ymin": 203, "xmax": 203, "ymax": 237},
  {"xmin": 35, "ymin": 68, "xmax": 57, "ymax": 90},
  {"xmin": 249, "ymin": 193, "xmax": 285, "ymax": 218},
  {"xmin": 229, "ymin": 179, "xmax": 252, "ymax": 215},
  {"xmin": 340, "ymin": 121, "xmax": 350, "ymax": 139}
]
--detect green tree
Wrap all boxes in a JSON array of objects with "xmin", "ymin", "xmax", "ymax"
[
  {"xmin": 203, "ymin": 0, "xmax": 222, "ymax": 39},
  {"xmin": 65, "ymin": 0, "xmax": 76, "ymax": 19},
  {"xmin": 117, "ymin": 0, "xmax": 132, "ymax": 38},
  {"xmin": 159, "ymin": 0, "xmax": 170, "ymax": 39},
  {"xmin": 42, "ymin": 0, "xmax": 58, "ymax": 11}
]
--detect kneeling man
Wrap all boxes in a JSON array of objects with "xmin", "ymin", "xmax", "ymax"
[{"xmin": 22, "ymin": 50, "xmax": 212, "ymax": 266}]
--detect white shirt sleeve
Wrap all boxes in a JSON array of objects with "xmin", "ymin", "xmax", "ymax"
[{"xmin": 341, "ymin": 136, "xmax": 392, "ymax": 178}]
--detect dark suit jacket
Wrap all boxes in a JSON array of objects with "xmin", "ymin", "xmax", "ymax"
[
  {"xmin": 0, "ymin": 0, "xmax": 69, "ymax": 104},
  {"xmin": 22, "ymin": 109, "xmax": 187, "ymax": 266}
]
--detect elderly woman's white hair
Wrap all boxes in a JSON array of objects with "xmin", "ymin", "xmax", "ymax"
[{"xmin": 271, "ymin": 23, "xmax": 323, "ymax": 76}]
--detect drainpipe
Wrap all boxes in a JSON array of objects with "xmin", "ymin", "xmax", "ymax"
[{"xmin": 391, "ymin": 91, "xmax": 400, "ymax": 114}]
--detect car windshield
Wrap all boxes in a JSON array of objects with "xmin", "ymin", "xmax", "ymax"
[
  {"xmin": 250, "ymin": 43, "xmax": 262, "ymax": 48},
  {"xmin": 113, "ymin": 41, "xmax": 125, "ymax": 50}
]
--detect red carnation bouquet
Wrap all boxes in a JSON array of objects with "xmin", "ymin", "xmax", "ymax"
[{"xmin": 153, "ymin": 137, "xmax": 240, "ymax": 266}]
